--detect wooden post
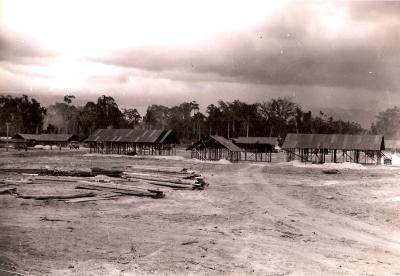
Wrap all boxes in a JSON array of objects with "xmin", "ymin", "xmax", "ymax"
[{"xmin": 5, "ymin": 122, "xmax": 9, "ymax": 152}]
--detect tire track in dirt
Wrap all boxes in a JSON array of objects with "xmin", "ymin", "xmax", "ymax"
[{"xmin": 226, "ymin": 164, "xmax": 400, "ymax": 275}]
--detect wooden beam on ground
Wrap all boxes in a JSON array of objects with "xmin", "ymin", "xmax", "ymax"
[
  {"xmin": 146, "ymin": 180, "xmax": 203, "ymax": 190},
  {"xmin": 76, "ymin": 181, "xmax": 165, "ymax": 198},
  {"xmin": 123, "ymin": 174, "xmax": 198, "ymax": 186},
  {"xmin": 16, "ymin": 192, "xmax": 96, "ymax": 200},
  {"xmin": 0, "ymin": 186, "xmax": 17, "ymax": 194},
  {"xmin": 63, "ymin": 193, "xmax": 121, "ymax": 203}
]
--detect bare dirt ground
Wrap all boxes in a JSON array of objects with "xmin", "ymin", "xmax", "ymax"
[{"xmin": 1, "ymin": 149, "xmax": 400, "ymax": 275}]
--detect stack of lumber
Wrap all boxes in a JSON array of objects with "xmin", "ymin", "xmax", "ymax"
[
  {"xmin": 76, "ymin": 180, "xmax": 164, "ymax": 199},
  {"xmin": 0, "ymin": 167, "xmax": 123, "ymax": 177},
  {"xmin": 16, "ymin": 192, "xmax": 96, "ymax": 200},
  {"xmin": 0, "ymin": 168, "xmax": 93, "ymax": 177},
  {"xmin": 123, "ymin": 165, "xmax": 207, "ymax": 190},
  {"xmin": 91, "ymin": 167, "xmax": 123, "ymax": 177},
  {"xmin": 127, "ymin": 165, "xmax": 201, "ymax": 177},
  {"xmin": 0, "ymin": 165, "xmax": 206, "ymax": 202},
  {"xmin": 0, "ymin": 183, "xmax": 17, "ymax": 194},
  {"xmin": 0, "ymin": 176, "xmax": 164, "ymax": 202}
]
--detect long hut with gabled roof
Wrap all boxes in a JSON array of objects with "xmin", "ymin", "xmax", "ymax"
[
  {"xmin": 12, "ymin": 133, "xmax": 79, "ymax": 147},
  {"xmin": 233, "ymin": 136, "xmax": 279, "ymax": 162},
  {"xmin": 385, "ymin": 139, "xmax": 400, "ymax": 153},
  {"xmin": 84, "ymin": 129, "xmax": 179, "ymax": 155},
  {"xmin": 282, "ymin": 133, "xmax": 386, "ymax": 164},
  {"xmin": 186, "ymin": 135, "xmax": 243, "ymax": 162}
]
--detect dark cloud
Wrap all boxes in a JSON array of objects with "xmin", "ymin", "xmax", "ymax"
[
  {"xmin": 1, "ymin": 0, "xmax": 400, "ymax": 128},
  {"xmin": 92, "ymin": 1, "xmax": 400, "ymax": 91},
  {"xmin": 0, "ymin": 33, "xmax": 56, "ymax": 64},
  {"xmin": 347, "ymin": 1, "xmax": 400, "ymax": 20}
]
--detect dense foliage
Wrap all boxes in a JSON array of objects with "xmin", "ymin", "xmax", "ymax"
[
  {"xmin": 2, "ymin": 94, "xmax": 396, "ymax": 142},
  {"xmin": 370, "ymin": 106, "xmax": 400, "ymax": 138},
  {"xmin": 0, "ymin": 95, "xmax": 46, "ymax": 135}
]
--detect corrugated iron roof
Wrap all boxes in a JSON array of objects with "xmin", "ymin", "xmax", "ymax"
[
  {"xmin": 39, "ymin": 134, "xmax": 76, "ymax": 142},
  {"xmin": 13, "ymin": 134, "xmax": 40, "ymax": 140},
  {"xmin": 211, "ymin": 136, "xmax": 244, "ymax": 152},
  {"xmin": 187, "ymin": 136, "xmax": 244, "ymax": 152},
  {"xmin": 234, "ymin": 137, "xmax": 278, "ymax": 145},
  {"xmin": 282, "ymin": 133, "xmax": 384, "ymax": 151},
  {"xmin": 158, "ymin": 130, "xmax": 174, "ymax": 144},
  {"xmin": 385, "ymin": 140, "xmax": 400, "ymax": 149},
  {"xmin": 13, "ymin": 133, "xmax": 76, "ymax": 142},
  {"xmin": 84, "ymin": 129, "xmax": 178, "ymax": 144}
]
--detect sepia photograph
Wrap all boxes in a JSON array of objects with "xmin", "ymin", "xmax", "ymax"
[{"xmin": 1, "ymin": 0, "xmax": 400, "ymax": 275}]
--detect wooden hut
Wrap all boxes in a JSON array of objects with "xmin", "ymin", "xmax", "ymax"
[
  {"xmin": 12, "ymin": 133, "xmax": 79, "ymax": 147},
  {"xmin": 385, "ymin": 140, "xmax": 400, "ymax": 153},
  {"xmin": 85, "ymin": 129, "xmax": 179, "ymax": 156},
  {"xmin": 187, "ymin": 135, "xmax": 243, "ymax": 162},
  {"xmin": 233, "ymin": 137, "xmax": 278, "ymax": 162},
  {"xmin": 282, "ymin": 133, "xmax": 386, "ymax": 164}
]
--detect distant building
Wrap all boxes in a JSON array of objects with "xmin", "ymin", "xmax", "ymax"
[
  {"xmin": 84, "ymin": 129, "xmax": 179, "ymax": 156},
  {"xmin": 186, "ymin": 135, "xmax": 243, "ymax": 162},
  {"xmin": 232, "ymin": 137, "xmax": 279, "ymax": 162},
  {"xmin": 282, "ymin": 133, "xmax": 385, "ymax": 164},
  {"xmin": 385, "ymin": 140, "xmax": 400, "ymax": 153},
  {"xmin": 12, "ymin": 133, "xmax": 79, "ymax": 147}
]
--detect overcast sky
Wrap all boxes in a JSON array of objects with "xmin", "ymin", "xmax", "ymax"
[{"xmin": 1, "ymin": 0, "xmax": 399, "ymax": 122}]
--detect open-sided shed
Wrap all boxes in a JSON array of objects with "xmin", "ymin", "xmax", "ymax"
[
  {"xmin": 233, "ymin": 137, "xmax": 278, "ymax": 162},
  {"xmin": 84, "ymin": 129, "xmax": 179, "ymax": 155},
  {"xmin": 282, "ymin": 133, "xmax": 385, "ymax": 164},
  {"xmin": 187, "ymin": 135, "xmax": 243, "ymax": 162},
  {"xmin": 385, "ymin": 140, "xmax": 400, "ymax": 153},
  {"xmin": 12, "ymin": 133, "xmax": 79, "ymax": 147}
]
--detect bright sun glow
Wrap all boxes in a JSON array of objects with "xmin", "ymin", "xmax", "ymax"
[
  {"xmin": 318, "ymin": 3, "xmax": 349, "ymax": 34},
  {"xmin": 0, "ymin": 0, "xmax": 369, "ymax": 92},
  {"xmin": 0, "ymin": 0, "xmax": 285, "ymax": 90},
  {"xmin": 1, "ymin": 0, "xmax": 282, "ymax": 57}
]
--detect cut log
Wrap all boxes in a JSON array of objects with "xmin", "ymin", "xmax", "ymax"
[
  {"xmin": 16, "ymin": 192, "xmax": 96, "ymax": 200},
  {"xmin": 76, "ymin": 181, "xmax": 164, "ymax": 198},
  {"xmin": 181, "ymin": 240, "xmax": 199, "ymax": 245},
  {"xmin": 63, "ymin": 193, "xmax": 121, "ymax": 203},
  {"xmin": 0, "ymin": 183, "xmax": 11, "ymax": 188},
  {"xmin": 125, "ymin": 171, "xmax": 197, "ymax": 179},
  {"xmin": 322, "ymin": 169, "xmax": 340, "ymax": 174},
  {"xmin": 0, "ymin": 168, "xmax": 43, "ymax": 174},
  {"xmin": 91, "ymin": 167, "xmax": 122, "ymax": 177},
  {"xmin": 0, "ymin": 268, "xmax": 29, "ymax": 276},
  {"xmin": 78, "ymin": 181, "xmax": 163, "ymax": 194},
  {"xmin": 0, "ymin": 168, "xmax": 94, "ymax": 177},
  {"xmin": 0, "ymin": 186, "xmax": 17, "ymax": 194},
  {"xmin": 124, "ymin": 171, "xmax": 200, "ymax": 179},
  {"xmin": 0, "ymin": 168, "xmax": 127, "ymax": 178},
  {"xmin": 34, "ymin": 177, "xmax": 81, "ymax": 183},
  {"xmin": 126, "ymin": 165, "xmax": 200, "ymax": 175},
  {"xmin": 40, "ymin": 216, "xmax": 69, "ymax": 222},
  {"xmin": 123, "ymin": 174, "xmax": 198, "ymax": 186},
  {"xmin": 0, "ymin": 179, "xmax": 33, "ymax": 185},
  {"xmin": 145, "ymin": 181, "xmax": 200, "ymax": 190}
]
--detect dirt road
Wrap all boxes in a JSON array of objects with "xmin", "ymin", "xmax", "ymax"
[{"xmin": 1, "ymin": 151, "xmax": 400, "ymax": 275}]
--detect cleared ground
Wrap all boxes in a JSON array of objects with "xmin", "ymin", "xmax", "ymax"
[{"xmin": 1, "ymin": 149, "xmax": 400, "ymax": 275}]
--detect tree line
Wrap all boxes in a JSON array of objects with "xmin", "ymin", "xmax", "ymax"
[{"xmin": 0, "ymin": 94, "xmax": 399, "ymax": 142}]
